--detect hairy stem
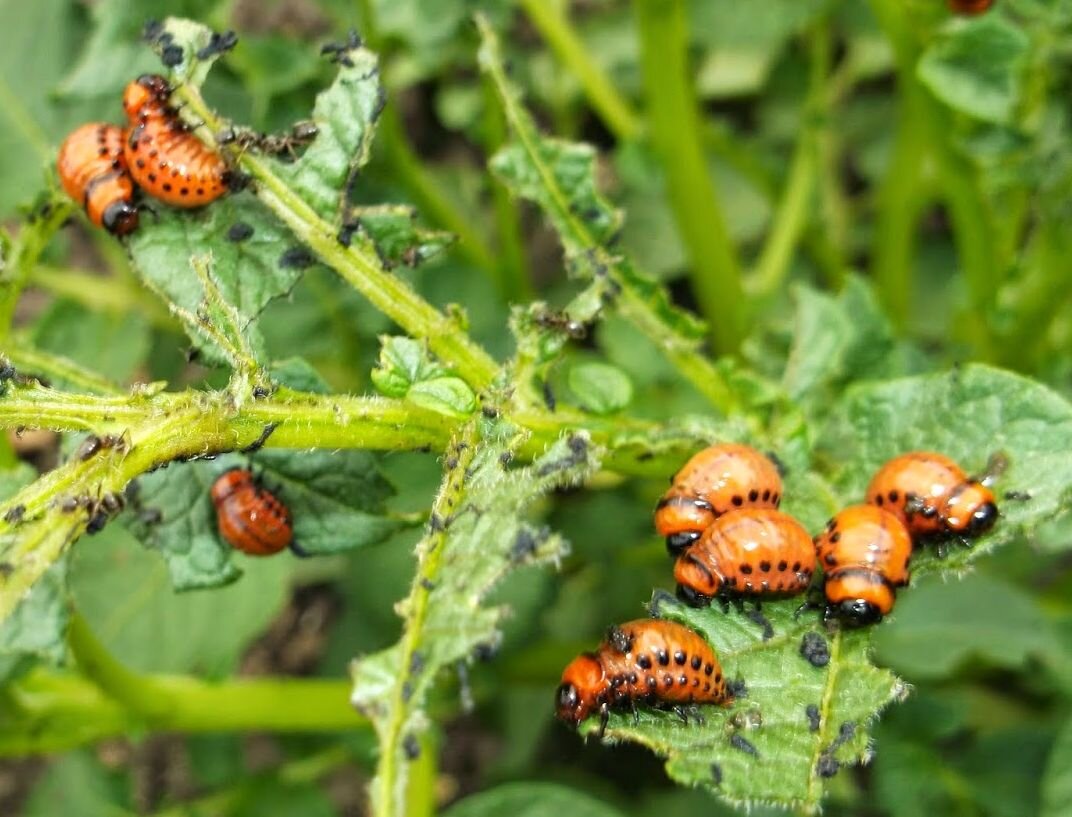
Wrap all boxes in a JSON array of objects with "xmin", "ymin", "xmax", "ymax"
[
  {"xmin": 519, "ymin": 0, "xmax": 643, "ymax": 142},
  {"xmin": 373, "ymin": 425, "xmax": 479, "ymax": 817},
  {"xmin": 634, "ymin": 0, "xmax": 744, "ymax": 354},
  {"xmin": 173, "ymin": 84, "xmax": 500, "ymax": 390},
  {"xmin": 6, "ymin": 340, "xmax": 124, "ymax": 395}
]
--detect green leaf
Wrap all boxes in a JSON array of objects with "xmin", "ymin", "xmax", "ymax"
[
  {"xmin": 270, "ymin": 356, "xmax": 331, "ymax": 394},
  {"xmin": 69, "ymin": 524, "xmax": 288, "ymax": 675},
  {"xmin": 31, "ymin": 299, "xmax": 151, "ymax": 384},
  {"xmin": 24, "ymin": 750, "xmax": 128, "ymax": 817},
  {"xmin": 568, "ymin": 361, "xmax": 634, "ymax": 415},
  {"xmin": 371, "ymin": 336, "xmax": 449, "ymax": 397},
  {"xmin": 917, "ymin": 17, "xmax": 1030, "ymax": 124},
  {"xmin": 816, "ymin": 363, "xmax": 1072, "ymax": 576},
  {"xmin": 0, "ymin": 461, "xmax": 61, "ymax": 683},
  {"xmin": 126, "ymin": 194, "xmax": 308, "ymax": 366},
  {"xmin": 1042, "ymin": 716, "xmax": 1072, "ymax": 817},
  {"xmin": 782, "ymin": 277, "xmax": 898, "ymax": 404},
  {"xmin": 443, "ymin": 782, "xmax": 627, "ymax": 817},
  {"xmin": 407, "ymin": 376, "xmax": 477, "ymax": 417},
  {"xmin": 346, "ymin": 205, "xmax": 454, "ymax": 269},
  {"xmin": 591, "ymin": 593, "xmax": 903, "ymax": 813},
  {"xmin": 351, "ymin": 426, "xmax": 600, "ymax": 809},
  {"xmin": 873, "ymin": 572, "xmax": 1061, "ymax": 679},
  {"xmin": 371, "ymin": 336, "xmax": 476, "ymax": 416},
  {"xmin": 125, "ymin": 449, "xmax": 401, "ymax": 590}
]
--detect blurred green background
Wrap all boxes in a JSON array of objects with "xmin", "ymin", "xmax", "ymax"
[{"xmin": 1, "ymin": 0, "xmax": 1071, "ymax": 815}]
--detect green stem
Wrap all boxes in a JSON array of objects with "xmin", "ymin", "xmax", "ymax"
[
  {"xmin": 519, "ymin": 0, "xmax": 643, "ymax": 142},
  {"xmin": 6, "ymin": 339, "xmax": 124, "ymax": 395},
  {"xmin": 172, "ymin": 84, "xmax": 500, "ymax": 391},
  {"xmin": 0, "ymin": 195, "xmax": 74, "ymax": 341},
  {"xmin": 30, "ymin": 264, "xmax": 179, "ymax": 331},
  {"xmin": 748, "ymin": 23, "xmax": 829, "ymax": 298},
  {"xmin": 373, "ymin": 425, "xmax": 479, "ymax": 817},
  {"xmin": 482, "ymin": 76, "xmax": 534, "ymax": 303},
  {"xmin": 402, "ymin": 729, "xmax": 438, "ymax": 817},
  {"xmin": 0, "ymin": 668, "xmax": 366, "ymax": 756},
  {"xmin": 634, "ymin": 0, "xmax": 744, "ymax": 354}
]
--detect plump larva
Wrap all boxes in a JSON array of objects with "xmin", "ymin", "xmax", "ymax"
[
  {"xmin": 866, "ymin": 451, "xmax": 999, "ymax": 543},
  {"xmin": 57, "ymin": 123, "xmax": 139, "ymax": 235},
  {"xmin": 674, "ymin": 508, "xmax": 816, "ymax": 607},
  {"xmin": 655, "ymin": 443, "xmax": 783, "ymax": 556},
  {"xmin": 814, "ymin": 505, "xmax": 913, "ymax": 627},
  {"xmin": 122, "ymin": 74, "xmax": 229, "ymax": 207},
  {"xmin": 210, "ymin": 468, "xmax": 293, "ymax": 556},
  {"xmin": 556, "ymin": 619, "xmax": 731, "ymax": 735},
  {"xmin": 949, "ymin": 0, "xmax": 993, "ymax": 14}
]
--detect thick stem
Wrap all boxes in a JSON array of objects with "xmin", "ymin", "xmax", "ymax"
[
  {"xmin": 173, "ymin": 84, "xmax": 500, "ymax": 391},
  {"xmin": 634, "ymin": 0, "xmax": 744, "ymax": 354},
  {"xmin": 519, "ymin": 0, "xmax": 643, "ymax": 142}
]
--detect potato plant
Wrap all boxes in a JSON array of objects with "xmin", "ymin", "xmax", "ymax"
[{"xmin": 0, "ymin": 2, "xmax": 1071, "ymax": 817}]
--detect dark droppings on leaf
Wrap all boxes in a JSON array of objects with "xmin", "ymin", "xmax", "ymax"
[
  {"xmin": 142, "ymin": 19, "xmax": 163, "ymax": 42},
  {"xmin": 336, "ymin": 220, "xmax": 359, "ymax": 247},
  {"xmin": 511, "ymin": 528, "xmax": 538, "ymax": 561},
  {"xmin": 161, "ymin": 44, "xmax": 184, "ymax": 67},
  {"xmin": 252, "ymin": 385, "xmax": 270, "ymax": 399},
  {"xmin": 541, "ymin": 379, "xmax": 556, "ymax": 411},
  {"xmin": 816, "ymin": 754, "xmax": 840, "ymax": 778},
  {"xmin": 428, "ymin": 513, "xmax": 445, "ymax": 533},
  {"xmin": 403, "ymin": 733, "xmax": 420, "ymax": 760},
  {"xmin": 409, "ymin": 651, "xmax": 425, "ymax": 675},
  {"xmin": 499, "ymin": 451, "xmax": 514, "ymax": 468},
  {"xmin": 729, "ymin": 734, "xmax": 759, "ymax": 758},
  {"xmin": 647, "ymin": 588, "xmax": 677, "ymax": 619},
  {"xmin": 419, "ymin": 578, "xmax": 436, "ymax": 591},
  {"xmin": 800, "ymin": 632, "xmax": 830, "ymax": 668},
  {"xmin": 279, "ymin": 246, "xmax": 315, "ymax": 269},
  {"xmin": 401, "ymin": 681, "xmax": 413, "ymax": 702},
  {"xmin": 728, "ymin": 676, "xmax": 748, "ymax": 698},
  {"xmin": 710, "ymin": 763, "xmax": 722, "ymax": 787},
  {"xmin": 0, "ymin": 562, "xmax": 13, "ymax": 578},
  {"xmin": 3, "ymin": 504, "xmax": 25, "ymax": 524},
  {"xmin": 473, "ymin": 641, "xmax": 499, "ymax": 662},
  {"xmin": 805, "ymin": 704, "xmax": 821, "ymax": 732},
  {"xmin": 226, "ymin": 221, "xmax": 254, "ymax": 242},
  {"xmin": 196, "ymin": 30, "xmax": 238, "ymax": 60}
]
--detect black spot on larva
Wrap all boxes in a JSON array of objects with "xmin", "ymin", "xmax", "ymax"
[
  {"xmin": 691, "ymin": 655, "xmax": 702, "ymax": 670},
  {"xmin": 162, "ymin": 182, "xmax": 172, "ymax": 192},
  {"xmin": 732, "ymin": 495, "xmax": 743, "ymax": 506},
  {"xmin": 889, "ymin": 490, "xmax": 899, "ymax": 502},
  {"xmin": 762, "ymin": 489, "xmax": 771, "ymax": 501},
  {"xmin": 748, "ymin": 489, "xmax": 759, "ymax": 502},
  {"xmin": 825, "ymin": 553, "xmax": 837, "ymax": 566},
  {"xmin": 729, "ymin": 734, "xmax": 759, "ymax": 757},
  {"xmin": 875, "ymin": 495, "xmax": 884, "ymax": 506},
  {"xmin": 628, "ymin": 672, "xmax": 638, "ymax": 685},
  {"xmin": 279, "ymin": 246, "xmax": 315, "ymax": 269},
  {"xmin": 778, "ymin": 560, "xmax": 787, "ymax": 571},
  {"xmin": 646, "ymin": 676, "xmax": 657, "ymax": 689},
  {"xmin": 704, "ymin": 663, "xmax": 713, "ymax": 676},
  {"xmin": 656, "ymin": 649, "xmax": 670, "ymax": 666},
  {"xmin": 226, "ymin": 222, "xmax": 254, "ymax": 242},
  {"xmin": 740, "ymin": 564, "xmax": 753, "ymax": 575},
  {"xmin": 678, "ymin": 675, "xmax": 688, "ymax": 686},
  {"xmin": 637, "ymin": 655, "xmax": 652, "ymax": 669},
  {"xmin": 800, "ymin": 632, "xmax": 830, "ymax": 668},
  {"xmin": 663, "ymin": 674, "xmax": 674, "ymax": 687},
  {"xmin": 806, "ymin": 704, "xmax": 821, "ymax": 731},
  {"xmin": 793, "ymin": 561, "xmax": 801, "ymax": 572},
  {"xmin": 760, "ymin": 560, "xmax": 771, "ymax": 572},
  {"xmin": 674, "ymin": 650, "xmax": 686, "ymax": 665},
  {"xmin": 728, "ymin": 676, "xmax": 747, "ymax": 697},
  {"xmin": 831, "ymin": 532, "xmax": 841, "ymax": 544}
]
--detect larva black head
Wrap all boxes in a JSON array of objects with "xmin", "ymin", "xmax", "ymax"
[
  {"xmin": 829, "ymin": 599, "xmax": 883, "ymax": 628},
  {"xmin": 966, "ymin": 501, "xmax": 998, "ymax": 536},
  {"xmin": 102, "ymin": 201, "xmax": 139, "ymax": 236},
  {"xmin": 676, "ymin": 583, "xmax": 711, "ymax": 608},
  {"xmin": 666, "ymin": 531, "xmax": 700, "ymax": 556}
]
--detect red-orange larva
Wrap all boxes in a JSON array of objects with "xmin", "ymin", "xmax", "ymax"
[
  {"xmin": 813, "ymin": 505, "xmax": 913, "ymax": 627},
  {"xmin": 210, "ymin": 468, "xmax": 293, "ymax": 556},
  {"xmin": 674, "ymin": 508, "xmax": 816, "ymax": 607},
  {"xmin": 56, "ymin": 123, "xmax": 139, "ymax": 235},
  {"xmin": 866, "ymin": 451, "xmax": 999, "ymax": 544},
  {"xmin": 655, "ymin": 443, "xmax": 783, "ymax": 555},
  {"xmin": 949, "ymin": 0, "xmax": 993, "ymax": 14},
  {"xmin": 555, "ymin": 619, "xmax": 731, "ymax": 735},
  {"xmin": 122, "ymin": 74, "xmax": 229, "ymax": 207}
]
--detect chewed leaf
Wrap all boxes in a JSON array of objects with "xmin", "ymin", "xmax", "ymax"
[
  {"xmin": 127, "ymin": 194, "xmax": 309, "ymax": 364},
  {"xmin": 815, "ymin": 363, "xmax": 1072, "ymax": 576},
  {"xmin": 126, "ymin": 449, "xmax": 400, "ymax": 590},
  {"xmin": 348, "ymin": 206, "xmax": 454, "ymax": 269},
  {"xmin": 585, "ymin": 593, "xmax": 903, "ymax": 815}
]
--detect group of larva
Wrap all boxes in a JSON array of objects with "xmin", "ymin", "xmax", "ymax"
[
  {"xmin": 56, "ymin": 74, "xmax": 230, "ymax": 236},
  {"xmin": 556, "ymin": 444, "xmax": 1008, "ymax": 733}
]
